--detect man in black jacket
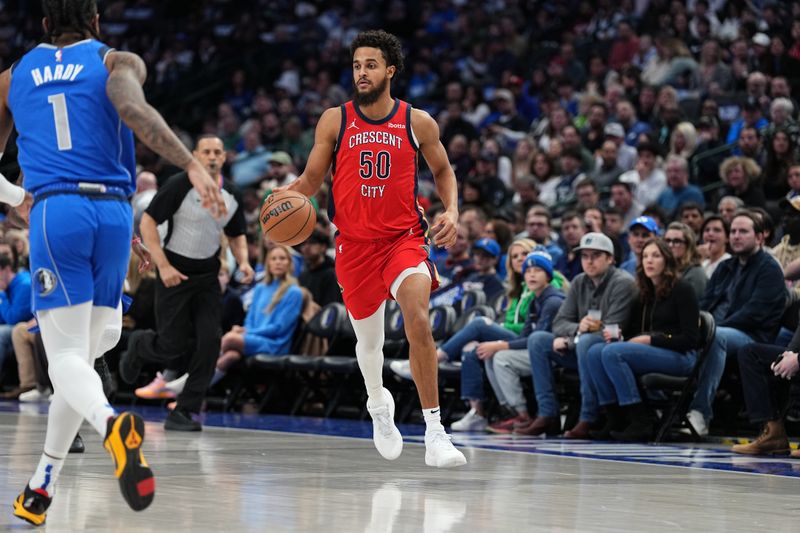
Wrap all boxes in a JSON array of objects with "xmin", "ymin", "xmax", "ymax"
[
  {"xmin": 687, "ymin": 211, "xmax": 786, "ymax": 436},
  {"xmin": 299, "ymin": 229, "xmax": 341, "ymax": 307}
]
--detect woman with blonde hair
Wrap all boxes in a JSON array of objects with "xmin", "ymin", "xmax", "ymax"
[
  {"xmin": 717, "ymin": 156, "xmax": 766, "ymax": 208},
  {"xmin": 211, "ymin": 244, "xmax": 303, "ymax": 385},
  {"xmin": 669, "ymin": 122, "xmax": 698, "ymax": 159}
]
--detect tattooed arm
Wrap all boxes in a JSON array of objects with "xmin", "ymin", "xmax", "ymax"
[{"xmin": 105, "ymin": 51, "xmax": 226, "ymax": 217}]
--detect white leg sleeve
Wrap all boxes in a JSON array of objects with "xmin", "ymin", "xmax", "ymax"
[
  {"xmin": 90, "ymin": 303, "xmax": 123, "ymax": 360},
  {"xmin": 38, "ymin": 302, "xmax": 116, "ymax": 437},
  {"xmin": 349, "ymin": 301, "xmax": 386, "ymax": 406}
]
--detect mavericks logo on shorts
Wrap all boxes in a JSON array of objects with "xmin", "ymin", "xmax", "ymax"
[{"xmin": 34, "ymin": 268, "xmax": 58, "ymax": 297}]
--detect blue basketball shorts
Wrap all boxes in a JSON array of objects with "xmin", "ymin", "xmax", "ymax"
[{"xmin": 28, "ymin": 194, "xmax": 133, "ymax": 312}]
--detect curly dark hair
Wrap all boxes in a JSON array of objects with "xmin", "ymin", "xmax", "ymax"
[
  {"xmin": 636, "ymin": 238, "xmax": 679, "ymax": 302},
  {"xmin": 350, "ymin": 30, "xmax": 405, "ymax": 74},
  {"xmin": 42, "ymin": 0, "xmax": 100, "ymax": 41}
]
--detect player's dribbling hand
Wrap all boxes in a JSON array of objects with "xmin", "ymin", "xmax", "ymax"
[
  {"xmin": 159, "ymin": 264, "xmax": 188, "ymax": 287},
  {"xmin": 187, "ymin": 159, "xmax": 227, "ymax": 219},
  {"xmin": 431, "ymin": 209, "xmax": 458, "ymax": 249}
]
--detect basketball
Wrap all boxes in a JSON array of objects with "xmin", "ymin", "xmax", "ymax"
[{"xmin": 260, "ymin": 190, "xmax": 316, "ymax": 246}]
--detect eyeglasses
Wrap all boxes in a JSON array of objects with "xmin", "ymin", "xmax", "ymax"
[{"xmin": 664, "ymin": 238, "xmax": 687, "ymax": 246}]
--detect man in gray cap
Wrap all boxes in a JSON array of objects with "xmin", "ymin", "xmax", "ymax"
[
  {"xmin": 602, "ymin": 122, "xmax": 637, "ymax": 171},
  {"xmin": 516, "ymin": 232, "xmax": 636, "ymax": 438},
  {"xmin": 260, "ymin": 151, "xmax": 298, "ymax": 191}
]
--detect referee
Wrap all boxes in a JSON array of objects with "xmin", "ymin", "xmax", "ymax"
[{"xmin": 121, "ymin": 135, "xmax": 254, "ymax": 431}]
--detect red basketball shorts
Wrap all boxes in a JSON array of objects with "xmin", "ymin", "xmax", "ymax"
[{"xmin": 334, "ymin": 232, "xmax": 439, "ymax": 320}]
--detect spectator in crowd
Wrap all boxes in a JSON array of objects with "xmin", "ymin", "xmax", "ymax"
[
  {"xmin": 575, "ymin": 179, "xmax": 601, "ymax": 211},
  {"xmin": 298, "ymin": 229, "xmax": 341, "ymax": 307},
  {"xmin": 664, "ymin": 222, "xmax": 708, "ymax": 300},
  {"xmin": 1, "ymin": 318, "xmax": 40, "ymax": 399},
  {"xmin": 539, "ymin": 147, "xmax": 585, "ymax": 208},
  {"xmin": 231, "ymin": 126, "xmax": 270, "ymax": 187},
  {"xmin": 431, "ymin": 238, "xmax": 505, "ymax": 308},
  {"xmin": 434, "ymin": 225, "xmax": 473, "ymax": 284},
  {"xmin": 588, "ymin": 237, "xmax": 699, "ymax": 441},
  {"xmin": 691, "ymin": 116, "xmax": 729, "ymax": 187},
  {"xmin": 656, "ymin": 155, "xmax": 706, "ymax": 218},
  {"xmin": 619, "ymin": 142, "xmax": 666, "ymax": 209},
  {"xmin": 459, "ymin": 205, "xmax": 488, "ymax": 242},
  {"xmin": 732, "ymin": 336, "xmax": 800, "ymax": 456},
  {"xmin": 603, "ymin": 122, "xmax": 638, "ymax": 171},
  {"xmin": 679, "ymin": 203, "xmax": 705, "ymax": 235},
  {"xmin": 610, "ymin": 181, "xmax": 644, "ymax": 229},
  {"xmin": 558, "ymin": 211, "xmax": 587, "ymax": 281},
  {"xmin": 561, "ymin": 124, "xmax": 596, "ymax": 174},
  {"xmin": 523, "ymin": 208, "xmax": 565, "ymax": 269},
  {"xmin": 762, "ymin": 129, "xmax": 798, "ymax": 203},
  {"xmin": 581, "ymin": 102, "xmax": 609, "ymax": 153},
  {"xmin": 737, "ymin": 126, "xmax": 766, "ymax": 167},
  {"xmin": 591, "ymin": 140, "xmax": 625, "ymax": 189},
  {"xmin": 0, "ymin": 253, "xmax": 32, "ymax": 383},
  {"xmin": 698, "ymin": 215, "xmax": 731, "ymax": 279},
  {"xmin": 484, "ymin": 251, "xmax": 566, "ymax": 434},
  {"xmin": 687, "ymin": 211, "xmax": 786, "ymax": 436},
  {"xmin": 669, "ymin": 122, "xmax": 699, "ymax": 160},
  {"xmin": 621, "ymin": 216, "xmax": 660, "ymax": 274},
  {"xmin": 449, "ymin": 250, "xmax": 564, "ymax": 433},
  {"xmin": 211, "ymin": 244, "xmax": 303, "ymax": 384},
  {"xmin": 772, "ymin": 195, "xmax": 800, "ymax": 277},
  {"xmin": 727, "ymin": 97, "xmax": 769, "ymax": 146},
  {"xmin": 469, "ymin": 150, "xmax": 510, "ymax": 210},
  {"xmin": 716, "ymin": 156, "xmax": 766, "ymax": 209},
  {"xmin": 615, "ymin": 99, "xmax": 651, "ymax": 147},
  {"xmin": 717, "ymin": 195, "xmax": 744, "ymax": 225},
  {"xmin": 260, "ymin": 151, "xmax": 297, "ymax": 192},
  {"xmin": 518, "ymin": 232, "xmax": 636, "ymax": 438}
]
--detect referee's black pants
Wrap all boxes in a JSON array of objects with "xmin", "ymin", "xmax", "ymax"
[
  {"xmin": 133, "ymin": 270, "xmax": 221, "ymax": 413},
  {"xmin": 738, "ymin": 343, "xmax": 794, "ymax": 424}
]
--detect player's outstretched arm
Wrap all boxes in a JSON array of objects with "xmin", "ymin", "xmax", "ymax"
[
  {"xmin": 278, "ymin": 107, "xmax": 341, "ymax": 197},
  {"xmin": 412, "ymin": 109, "xmax": 459, "ymax": 249},
  {"xmin": 0, "ymin": 69, "xmax": 28, "ymax": 211},
  {"xmin": 104, "ymin": 51, "xmax": 226, "ymax": 217}
]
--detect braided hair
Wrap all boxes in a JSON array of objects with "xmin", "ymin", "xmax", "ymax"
[{"xmin": 42, "ymin": 0, "xmax": 100, "ymax": 42}]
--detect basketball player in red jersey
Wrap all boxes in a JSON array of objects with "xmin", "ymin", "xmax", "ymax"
[{"xmin": 280, "ymin": 30, "xmax": 465, "ymax": 467}]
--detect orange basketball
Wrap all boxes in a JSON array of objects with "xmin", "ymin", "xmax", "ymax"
[{"xmin": 260, "ymin": 190, "xmax": 316, "ymax": 246}]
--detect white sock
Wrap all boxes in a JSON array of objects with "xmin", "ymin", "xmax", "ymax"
[
  {"xmin": 423, "ymin": 407, "xmax": 444, "ymax": 433},
  {"xmin": 29, "ymin": 452, "xmax": 65, "ymax": 496},
  {"xmin": 210, "ymin": 368, "xmax": 226, "ymax": 387}
]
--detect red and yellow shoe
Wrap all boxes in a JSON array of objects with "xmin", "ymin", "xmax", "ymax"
[
  {"xmin": 12, "ymin": 485, "xmax": 51, "ymax": 526},
  {"xmin": 103, "ymin": 412, "xmax": 155, "ymax": 511}
]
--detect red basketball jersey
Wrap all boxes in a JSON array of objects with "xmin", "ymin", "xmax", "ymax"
[{"xmin": 329, "ymin": 99, "xmax": 429, "ymax": 241}]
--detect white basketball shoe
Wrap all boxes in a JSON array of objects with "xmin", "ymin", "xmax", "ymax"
[{"xmin": 367, "ymin": 388, "xmax": 403, "ymax": 460}]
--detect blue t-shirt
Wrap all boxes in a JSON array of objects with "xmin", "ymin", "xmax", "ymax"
[{"xmin": 8, "ymin": 39, "xmax": 135, "ymax": 194}]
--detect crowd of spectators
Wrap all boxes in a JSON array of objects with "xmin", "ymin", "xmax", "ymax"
[{"xmin": 2, "ymin": 0, "xmax": 800, "ymax": 447}]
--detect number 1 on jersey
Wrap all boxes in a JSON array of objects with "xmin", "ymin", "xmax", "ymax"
[{"xmin": 47, "ymin": 93, "xmax": 73, "ymax": 151}]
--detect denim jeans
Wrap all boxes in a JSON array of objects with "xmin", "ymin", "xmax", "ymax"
[
  {"xmin": 454, "ymin": 317, "xmax": 517, "ymax": 401},
  {"xmin": 689, "ymin": 326, "xmax": 754, "ymax": 421},
  {"xmin": 528, "ymin": 330, "xmax": 604, "ymax": 422},
  {"xmin": 586, "ymin": 341, "xmax": 696, "ymax": 406},
  {"xmin": 441, "ymin": 317, "xmax": 515, "ymax": 362}
]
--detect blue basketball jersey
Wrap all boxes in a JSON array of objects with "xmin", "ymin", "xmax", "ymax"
[{"xmin": 8, "ymin": 39, "xmax": 135, "ymax": 194}]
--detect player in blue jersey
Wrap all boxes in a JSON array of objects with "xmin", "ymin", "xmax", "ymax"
[{"xmin": 0, "ymin": 0, "xmax": 227, "ymax": 525}]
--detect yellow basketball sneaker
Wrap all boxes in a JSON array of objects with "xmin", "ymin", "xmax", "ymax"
[
  {"xmin": 12, "ymin": 485, "xmax": 51, "ymax": 526},
  {"xmin": 103, "ymin": 412, "xmax": 155, "ymax": 511}
]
